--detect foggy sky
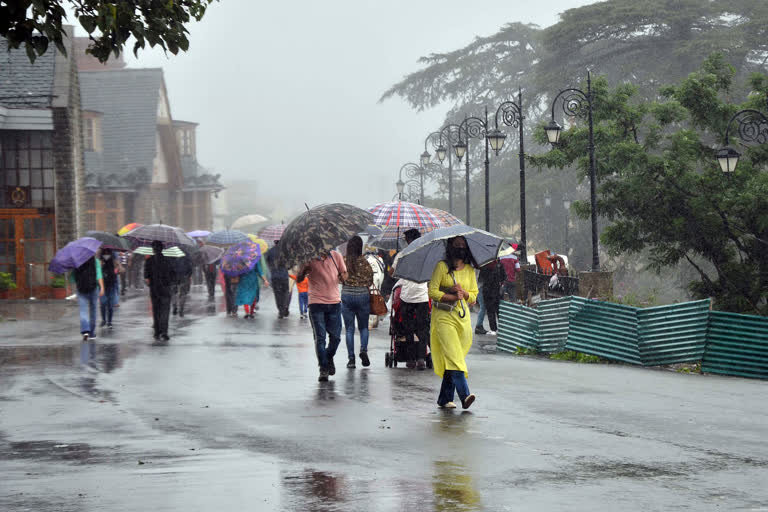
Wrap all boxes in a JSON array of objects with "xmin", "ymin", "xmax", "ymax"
[{"xmin": 123, "ymin": 0, "xmax": 597, "ymax": 213}]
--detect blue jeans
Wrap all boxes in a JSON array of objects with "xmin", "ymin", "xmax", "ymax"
[
  {"xmin": 78, "ymin": 288, "xmax": 99, "ymax": 335},
  {"xmin": 100, "ymin": 285, "xmax": 118, "ymax": 324},
  {"xmin": 309, "ymin": 303, "xmax": 342, "ymax": 370},
  {"xmin": 475, "ymin": 290, "xmax": 486, "ymax": 330},
  {"xmin": 341, "ymin": 292, "xmax": 370, "ymax": 358},
  {"xmin": 298, "ymin": 292, "xmax": 308, "ymax": 315},
  {"xmin": 438, "ymin": 370, "xmax": 470, "ymax": 406}
]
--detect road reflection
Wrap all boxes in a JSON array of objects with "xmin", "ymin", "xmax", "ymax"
[
  {"xmin": 432, "ymin": 460, "xmax": 482, "ymax": 511},
  {"xmin": 282, "ymin": 469, "xmax": 347, "ymax": 511}
]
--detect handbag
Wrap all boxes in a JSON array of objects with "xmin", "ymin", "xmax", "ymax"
[
  {"xmin": 369, "ymin": 287, "xmax": 388, "ymax": 316},
  {"xmin": 432, "ymin": 271, "xmax": 467, "ymax": 318}
]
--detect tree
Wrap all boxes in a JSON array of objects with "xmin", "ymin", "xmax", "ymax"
[
  {"xmin": 528, "ymin": 55, "xmax": 768, "ymax": 314},
  {"xmin": 0, "ymin": 0, "xmax": 217, "ymax": 63}
]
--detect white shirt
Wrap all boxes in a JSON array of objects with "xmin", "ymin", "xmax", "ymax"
[{"xmin": 392, "ymin": 252, "xmax": 429, "ymax": 304}]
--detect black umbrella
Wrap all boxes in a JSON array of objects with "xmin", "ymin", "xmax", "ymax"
[
  {"xmin": 85, "ymin": 231, "xmax": 130, "ymax": 251},
  {"xmin": 199, "ymin": 245, "xmax": 224, "ymax": 264},
  {"xmin": 123, "ymin": 224, "xmax": 196, "ymax": 247},
  {"xmin": 277, "ymin": 203, "xmax": 373, "ymax": 269}
]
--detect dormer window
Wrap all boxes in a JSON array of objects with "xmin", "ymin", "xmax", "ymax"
[
  {"xmin": 176, "ymin": 128, "xmax": 194, "ymax": 156},
  {"xmin": 82, "ymin": 111, "xmax": 102, "ymax": 152}
]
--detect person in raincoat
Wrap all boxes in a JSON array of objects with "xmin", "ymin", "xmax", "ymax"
[
  {"xmin": 237, "ymin": 258, "xmax": 269, "ymax": 319},
  {"xmin": 428, "ymin": 235, "xmax": 479, "ymax": 410}
]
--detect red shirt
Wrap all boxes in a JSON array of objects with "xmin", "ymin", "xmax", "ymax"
[{"xmin": 306, "ymin": 251, "xmax": 347, "ymax": 304}]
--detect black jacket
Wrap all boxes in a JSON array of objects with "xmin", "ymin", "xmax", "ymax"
[{"xmin": 144, "ymin": 254, "xmax": 176, "ymax": 296}]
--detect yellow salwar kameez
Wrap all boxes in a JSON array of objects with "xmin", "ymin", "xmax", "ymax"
[{"xmin": 428, "ymin": 261, "xmax": 479, "ymax": 378}]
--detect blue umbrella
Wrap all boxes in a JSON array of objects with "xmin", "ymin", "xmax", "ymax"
[
  {"xmin": 208, "ymin": 230, "xmax": 249, "ymax": 246},
  {"xmin": 392, "ymin": 225, "xmax": 504, "ymax": 283},
  {"xmin": 49, "ymin": 237, "xmax": 103, "ymax": 274},
  {"xmin": 186, "ymin": 230, "xmax": 211, "ymax": 238}
]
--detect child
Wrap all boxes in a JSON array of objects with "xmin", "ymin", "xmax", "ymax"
[{"xmin": 289, "ymin": 272, "xmax": 309, "ymax": 318}]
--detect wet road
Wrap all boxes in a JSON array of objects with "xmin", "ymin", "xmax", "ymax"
[{"xmin": 1, "ymin": 287, "xmax": 767, "ymax": 511}]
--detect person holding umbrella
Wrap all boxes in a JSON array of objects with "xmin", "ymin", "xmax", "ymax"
[
  {"xmin": 144, "ymin": 240, "xmax": 176, "ymax": 341},
  {"xmin": 428, "ymin": 236, "xmax": 479, "ymax": 410},
  {"xmin": 98, "ymin": 248, "xmax": 120, "ymax": 328},
  {"xmin": 265, "ymin": 240, "xmax": 291, "ymax": 319},
  {"xmin": 341, "ymin": 235, "xmax": 373, "ymax": 369},
  {"xmin": 72, "ymin": 254, "xmax": 105, "ymax": 341}
]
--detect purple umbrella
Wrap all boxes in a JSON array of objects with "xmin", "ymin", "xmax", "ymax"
[
  {"xmin": 221, "ymin": 241, "xmax": 261, "ymax": 277},
  {"xmin": 186, "ymin": 230, "xmax": 212, "ymax": 238},
  {"xmin": 49, "ymin": 237, "xmax": 103, "ymax": 274}
]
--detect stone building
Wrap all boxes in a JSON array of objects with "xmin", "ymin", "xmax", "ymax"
[
  {"xmin": 0, "ymin": 27, "xmax": 85, "ymax": 298},
  {"xmin": 78, "ymin": 58, "xmax": 222, "ymax": 233}
]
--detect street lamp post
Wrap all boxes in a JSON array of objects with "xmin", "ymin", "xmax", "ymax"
[
  {"xmin": 437, "ymin": 124, "xmax": 463, "ymax": 217},
  {"xmin": 716, "ymin": 93, "xmax": 768, "ymax": 174},
  {"xmin": 563, "ymin": 197, "xmax": 571, "ymax": 257},
  {"xmin": 423, "ymin": 131, "xmax": 455, "ymax": 213},
  {"xmin": 455, "ymin": 113, "xmax": 490, "ymax": 230},
  {"xmin": 545, "ymin": 71, "xmax": 600, "ymax": 272},
  {"xmin": 487, "ymin": 88, "xmax": 526, "ymax": 258},
  {"xmin": 397, "ymin": 162, "xmax": 427, "ymax": 204}
]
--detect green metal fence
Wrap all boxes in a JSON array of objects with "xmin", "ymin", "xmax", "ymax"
[
  {"xmin": 702, "ymin": 311, "xmax": 768, "ymax": 379},
  {"xmin": 496, "ymin": 296, "xmax": 768, "ymax": 379}
]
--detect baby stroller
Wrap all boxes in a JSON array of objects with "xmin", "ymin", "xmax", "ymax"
[{"xmin": 384, "ymin": 285, "xmax": 433, "ymax": 369}]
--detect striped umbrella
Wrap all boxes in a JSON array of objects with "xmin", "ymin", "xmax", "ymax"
[
  {"xmin": 257, "ymin": 224, "xmax": 286, "ymax": 243},
  {"xmin": 426, "ymin": 207, "xmax": 463, "ymax": 228},
  {"xmin": 132, "ymin": 246, "xmax": 185, "ymax": 258},
  {"xmin": 117, "ymin": 222, "xmax": 142, "ymax": 236},
  {"xmin": 208, "ymin": 229, "xmax": 249, "ymax": 246},
  {"xmin": 367, "ymin": 202, "xmax": 462, "ymax": 242}
]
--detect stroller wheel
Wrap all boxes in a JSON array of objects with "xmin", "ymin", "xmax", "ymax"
[
  {"xmin": 393, "ymin": 357, "xmax": 398, "ymax": 368},
  {"xmin": 426, "ymin": 353, "xmax": 433, "ymax": 369},
  {"xmin": 385, "ymin": 352, "xmax": 391, "ymax": 368}
]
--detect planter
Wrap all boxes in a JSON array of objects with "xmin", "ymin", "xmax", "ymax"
[
  {"xmin": 0, "ymin": 290, "xmax": 8, "ymax": 300},
  {"xmin": 51, "ymin": 287, "xmax": 67, "ymax": 299}
]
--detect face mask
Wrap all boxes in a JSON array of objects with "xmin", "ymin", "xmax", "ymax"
[
  {"xmin": 103, "ymin": 254, "xmax": 111, "ymax": 260},
  {"xmin": 453, "ymin": 247, "xmax": 468, "ymax": 260}
]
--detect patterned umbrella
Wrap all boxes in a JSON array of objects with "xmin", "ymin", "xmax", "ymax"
[
  {"xmin": 49, "ymin": 237, "xmax": 103, "ymax": 273},
  {"xmin": 426, "ymin": 207, "xmax": 463, "ymax": 227},
  {"xmin": 368, "ymin": 202, "xmax": 463, "ymax": 241},
  {"xmin": 117, "ymin": 222, "xmax": 142, "ymax": 236},
  {"xmin": 231, "ymin": 214, "xmax": 268, "ymax": 230},
  {"xmin": 85, "ymin": 231, "xmax": 130, "ymax": 251},
  {"xmin": 257, "ymin": 224, "xmax": 286, "ymax": 243},
  {"xmin": 124, "ymin": 224, "xmax": 196, "ymax": 247},
  {"xmin": 208, "ymin": 229, "xmax": 249, "ymax": 246},
  {"xmin": 277, "ymin": 203, "xmax": 373, "ymax": 269},
  {"xmin": 221, "ymin": 241, "xmax": 261, "ymax": 277}
]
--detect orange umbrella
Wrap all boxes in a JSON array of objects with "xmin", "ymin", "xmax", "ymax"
[{"xmin": 117, "ymin": 222, "xmax": 142, "ymax": 236}]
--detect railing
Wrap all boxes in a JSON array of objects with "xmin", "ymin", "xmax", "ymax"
[
  {"xmin": 522, "ymin": 269, "xmax": 579, "ymax": 299},
  {"xmin": 497, "ymin": 296, "xmax": 768, "ymax": 379}
]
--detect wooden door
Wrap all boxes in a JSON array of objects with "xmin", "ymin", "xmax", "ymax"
[{"xmin": 0, "ymin": 211, "xmax": 55, "ymax": 298}]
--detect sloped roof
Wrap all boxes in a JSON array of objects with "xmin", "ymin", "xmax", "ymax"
[
  {"xmin": 0, "ymin": 39, "xmax": 56, "ymax": 108},
  {"xmin": 79, "ymin": 68, "xmax": 162, "ymax": 178}
]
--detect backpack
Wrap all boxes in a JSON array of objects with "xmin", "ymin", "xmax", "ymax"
[{"xmin": 74, "ymin": 257, "xmax": 98, "ymax": 294}]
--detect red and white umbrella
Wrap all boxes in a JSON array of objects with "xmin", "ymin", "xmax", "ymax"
[
  {"xmin": 367, "ymin": 201, "xmax": 463, "ymax": 241},
  {"xmin": 258, "ymin": 224, "xmax": 286, "ymax": 243}
]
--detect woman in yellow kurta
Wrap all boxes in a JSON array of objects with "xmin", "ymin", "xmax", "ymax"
[{"xmin": 428, "ymin": 236, "xmax": 479, "ymax": 410}]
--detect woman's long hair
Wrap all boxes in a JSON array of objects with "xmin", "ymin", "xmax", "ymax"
[
  {"xmin": 444, "ymin": 236, "xmax": 476, "ymax": 271},
  {"xmin": 347, "ymin": 235, "xmax": 363, "ymax": 260}
]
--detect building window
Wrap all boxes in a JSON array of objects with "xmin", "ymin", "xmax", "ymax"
[
  {"xmin": 82, "ymin": 114, "xmax": 101, "ymax": 152},
  {"xmin": 177, "ymin": 129, "xmax": 193, "ymax": 156},
  {"xmin": 0, "ymin": 131, "xmax": 55, "ymax": 209}
]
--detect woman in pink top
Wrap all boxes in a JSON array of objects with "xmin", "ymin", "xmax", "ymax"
[{"xmin": 296, "ymin": 250, "xmax": 348, "ymax": 382}]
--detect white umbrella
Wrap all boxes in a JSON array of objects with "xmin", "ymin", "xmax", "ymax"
[{"xmin": 231, "ymin": 214, "xmax": 268, "ymax": 230}]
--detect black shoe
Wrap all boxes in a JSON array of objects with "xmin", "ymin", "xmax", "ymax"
[
  {"xmin": 100, "ymin": 320, "xmax": 107, "ymax": 327},
  {"xmin": 474, "ymin": 326, "xmax": 487, "ymax": 335},
  {"xmin": 160, "ymin": 334, "xmax": 170, "ymax": 341},
  {"xmin": 318, "ymin": 369, "xmax": 329, "ymax": 382},
  {"xmin": 416, "ymin": 359, "xmax": 426, "ymax": 370},
  {"xmin": 347, "ymin": 357, "xmax": 356, "ymax": 369},
  {"xmin": 107, "ymin": 323, "xmax": 113, "ymax": 329},
  {"xmin": 179, "ymin": 311, "xmax": 184, "ymax": 318},
  {"xmin": 172, "ymin": 307, "xmax": 178, "ymax": 316},
  {"xmin": 360, "ymin": 352, "xmax": 370, "ymax": 367},
  {"xmin": 328, "ymin": 360, "xmax": 336, "ymax": 376}
]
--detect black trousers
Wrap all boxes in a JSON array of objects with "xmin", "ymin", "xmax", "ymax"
[
  {"xmin": 272, "ymin": 278, "xmax": 290, "ymax": 316},
  {"xmin": 483, "ymin": 287, "xmax": 501, "ymax": 331},
  {"xmin": 203, "ymin": 267, "xmax": 217, "ymax": 298},
  {"xmin": 401, "ymin": 301, "xmax": 430, "ymax": 360},
  {"xmin": 224, "ymin": 276, "xmax": 238, "ymax": 314},
  {"xmin": 151, "ymin": 292, "xmax": 171, "ymax": 337},
  {"xmin": 172, "ymin": 277, "xmax": 191, "ymax": 313}
]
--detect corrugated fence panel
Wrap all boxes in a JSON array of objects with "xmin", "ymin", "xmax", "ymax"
[
  {"xmin": 566, "ymin": 297, "xmax": 642, "ymax": 364},
  {"xmin": 537, "ymin": 297, "xmax": 573, "ymax": 353},
  {"xmin": 702, "ymin": 311, "xmax": 768, "ymax": 379},
  {"xmin": 637, "ymin": 300, "xmax": 710, "ymax": 366},
  {"xmin": 497, "ymin": 301, "xmax": 539, "ymax": 353}
]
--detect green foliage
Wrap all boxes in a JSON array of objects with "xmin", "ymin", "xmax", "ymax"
[
  {"xmin": 0, "ymin": 0, "xmax": 217, "ymax": 63},
  {"xmin": 530, "ymin": 55, "xmax": 768, "ymax": 315},
  {"xmin": 515, "ymin": 346, "xmax": 538, "ymax": 356},
  {"xmin": 549, "ymin": 350, "xmax": 603, "ymax": 364},
  {"xmin": 51, "ymin": 275, "xmax": 66, "ymax": 288},
  {"xmin": 0, "ymin": 272, "xmax": 17, "ymax": 291}
]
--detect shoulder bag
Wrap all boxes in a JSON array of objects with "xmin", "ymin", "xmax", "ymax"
[{"xmin": 369, "ymin": 286, "xmax": 388, "ymax": 316}]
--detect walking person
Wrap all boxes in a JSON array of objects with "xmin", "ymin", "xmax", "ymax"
[
  {"xmin": 172, "ymin": 254, "xmax": 193, "ymax": 318},
  {"xmin": 474, "ymin": 282, "xmax": 487, "ymax": 335},
  {"xmin": 296, "ymin": 250, "xmax": 348, "ymax": 382},
  {"xmin": 428, "ymin": 236, "xmax": 479, "ymax": 409},
  {"xmin": 478, "ymin": 260, "xmax": 505, "ymax": 336},
  {"xmin": 289, "ymin": 272, "xmax": 310, "ymax": 318},
  {"xmin": 500, "ymin": 244, "xmax": 522, "ymax": 302},
  {"xmin": 203, "ymin": 259, "xmax": 219, "ymax": 300},
  {"xmin": 365, "ymin": 250, "xmax": 385, "ymax": 329},
  {"xmin": 266, "ymin": 240, "xmax": 291, "ymax": 318},
  {"xmin": 98, "ymin": 249, "xmax": 119, "ymax": 329},
  {"xmin": 144, "ymin": 241, "xmax": 175, "ymax": 341},
  {"xmin": 341, "ymin": 236, "xmax": 373, "ymax": 369},
  {"xmin": 393, "ymin": 229, "xmax": 431, "ymax": 370},
  {"xmin": 118, "ymin": 250, "xmax": 128, "ymax": 296},
  {"xmin": 223, "ymin": 272, "xmax": 239, "ymax": 317},
  {"xmin": 237, "ymin": 263, "xmax": 269, "ymax": 319},
  {"xmin": 72, "ymin": 254, "xmax": 105, "ymax": 341}
]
